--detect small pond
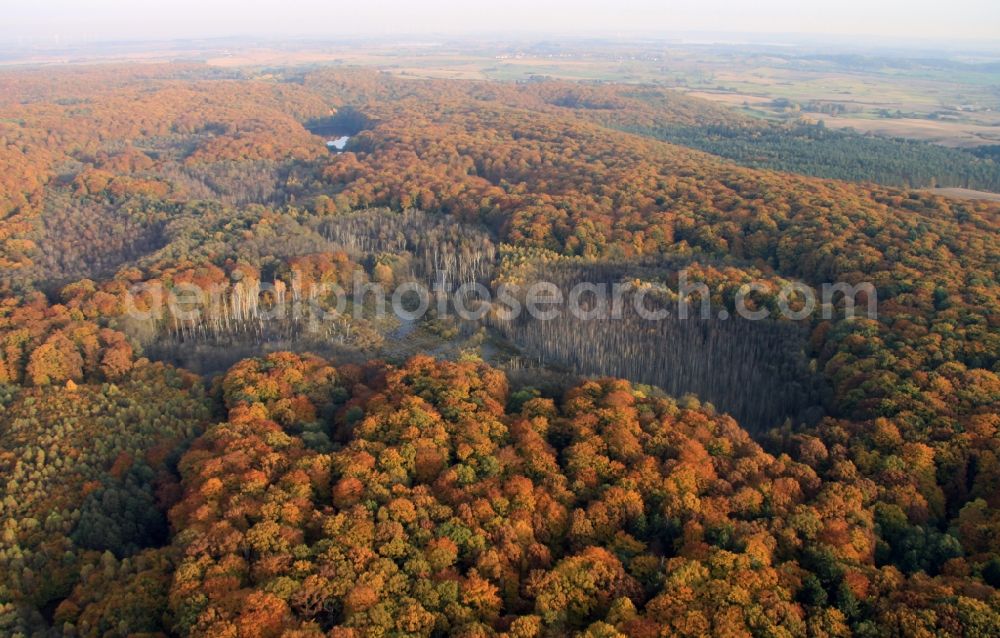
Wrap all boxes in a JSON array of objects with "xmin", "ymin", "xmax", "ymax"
[{"xmin": 326, "ymin": 136, "xmax": 351, "ymax": 152}]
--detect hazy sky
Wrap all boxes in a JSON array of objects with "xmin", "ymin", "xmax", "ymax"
[{"xmin": 3, "ymin": 0, "xmax": 998, "ymax": 44}]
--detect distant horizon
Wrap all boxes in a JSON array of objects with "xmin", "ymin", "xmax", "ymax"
[
  {"xmin": 2, "ymin": 0, "xmax": 998, "ymax": 52},
  {"xmin": 3, "ymin": 30, "xmax": 1000, "ymax": 58}
]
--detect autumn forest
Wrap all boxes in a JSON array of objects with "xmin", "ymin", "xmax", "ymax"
[{"xmin": 0, "ymin": 59, "xmax": 998, "ymax": 638}]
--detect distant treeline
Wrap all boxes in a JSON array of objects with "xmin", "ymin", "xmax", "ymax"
[{"xmin": 626, "ymin": 121, "xmax": 1000, "ymax": 192}]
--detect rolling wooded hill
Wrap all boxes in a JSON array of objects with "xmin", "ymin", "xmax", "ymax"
[{"xmin": 0, "ymin": 65, "xmax": 997, "ymax": 637}]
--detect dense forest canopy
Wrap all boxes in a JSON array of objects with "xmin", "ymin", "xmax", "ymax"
[
  {"xmin": 0, "ymin": 64, "xmax": 997, "ymax": 637},
  {"xmin": 629, "ymin": 121, "xmax": 1000, "ymax": 191}
]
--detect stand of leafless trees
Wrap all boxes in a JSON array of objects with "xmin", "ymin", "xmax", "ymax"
[
  {"xmin": 139, "ymin": 209, "xmax": 497, "ymax": 356},
  {"xmin": 159, "ymin": 160, "xmax": 287, "ymax": 206},
  {"xmin": 489, "ymin": 266, "xmax": 826, "ymax": 432},
  {"xmin": 314, "ymin": 208, "xmax": 497, "ymax": 288}
]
